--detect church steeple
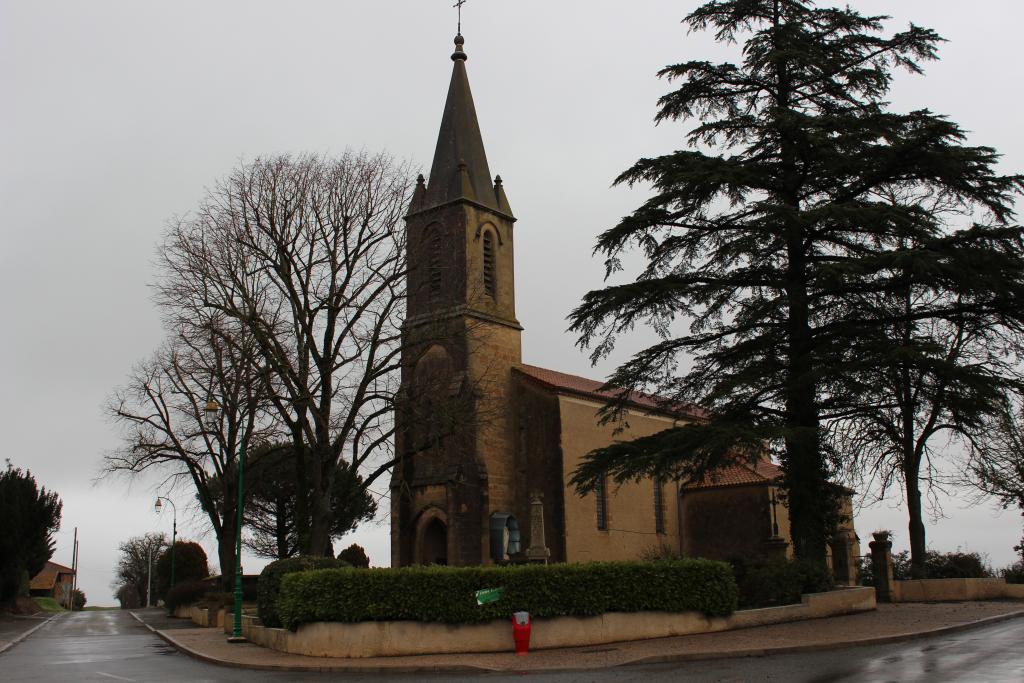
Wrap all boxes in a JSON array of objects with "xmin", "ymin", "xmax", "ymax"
[
  {"xmin": 421, "ymin": 34, "xmax": 510, "ymax": 217},
  {"xmin": 394, "ymin": 27, "xmax": 523, "ymax": 569}
]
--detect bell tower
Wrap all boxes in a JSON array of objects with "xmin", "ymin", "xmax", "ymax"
[{"xmin": 391, "ymin": 33, "xmax": 522, "ymax": 567}]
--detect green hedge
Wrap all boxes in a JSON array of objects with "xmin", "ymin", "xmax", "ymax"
[
  {"xmin": 275, "ymin": 559, "xmax": 737, "ymax": 630},
  {"xmin": 257, "ymin": 557, "xmax": 351, "ymax": 628}
]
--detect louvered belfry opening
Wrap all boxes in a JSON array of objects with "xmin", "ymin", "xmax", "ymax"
[
  {"xmin": 429, "ymin": 228, "xmax": 443, "ymax": 300},
  {"xmin": 482, "ymin": 230, "xmax": 496, "ymax": 298}
]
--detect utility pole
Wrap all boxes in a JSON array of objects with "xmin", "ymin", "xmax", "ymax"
[
  {"xmin": 146, "ymin": 546, "xmax": 153, "ymax": 608},
  {"xmin": 66, "ymin": 527, "xmax": 78, "ymax": 610}
]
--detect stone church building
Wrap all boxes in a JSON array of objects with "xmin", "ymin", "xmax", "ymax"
[{"xmin": 390, "ymin": 34, "xmax": 860, "ymax": 582}]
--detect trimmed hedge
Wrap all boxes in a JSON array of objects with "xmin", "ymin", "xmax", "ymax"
[
  {"xmin": 257, "ymin": 557, "xmax": 351, "ymax": 628},
  {"xmin": 276, "ymin": 559, "xmax": 737, "ymax": 630}
]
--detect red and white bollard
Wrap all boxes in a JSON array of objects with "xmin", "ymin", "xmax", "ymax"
[{"xmin": 511, "ymin": 611, "xmax": 531, "ymax": 656}]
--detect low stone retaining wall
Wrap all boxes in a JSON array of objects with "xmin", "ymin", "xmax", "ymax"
[
  {"xmin": 187, "ymin": 606, "xmax": 228, "ymax": 629},
  {"xmin": 892, "ymin": 578, "xmax": 1024, "ymax": 602},
  {"xmin": 242, "ymin": 586, "xmax": 875, "ymax": 658}
]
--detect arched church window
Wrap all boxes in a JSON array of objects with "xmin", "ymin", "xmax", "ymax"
[{"xmin": 482, "ymin": 229, "xmax": 496, "ymax": 299}]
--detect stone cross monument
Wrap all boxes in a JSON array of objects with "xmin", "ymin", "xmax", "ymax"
[{"xmin": 525, "ymin": 492, "xmax": 551, "ymax": 564}]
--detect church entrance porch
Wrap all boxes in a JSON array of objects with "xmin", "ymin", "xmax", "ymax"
[{"xmin": 416, "ymin": 514, "xmax": 449, "ymax": 566}]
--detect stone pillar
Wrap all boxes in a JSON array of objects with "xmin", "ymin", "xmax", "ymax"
[
  {"xmin": 761, "ymin": 536, "xmax": 789, "ymax": 560},
  {"xmin": 525, "ymin": 493, "xmax": 550, "ymax": 564},
  {"xmin": 868, "ymin": 531, "xmax": 895, "ymax": 602}
]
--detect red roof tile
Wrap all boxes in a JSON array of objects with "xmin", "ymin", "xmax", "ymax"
[
  {"xmin": 683, "ymin": 460, "xmax": 783, "ymax": 490},
  {"xmin": 514, "ymin": 364, "xmax": 707, "ymax": 419}
]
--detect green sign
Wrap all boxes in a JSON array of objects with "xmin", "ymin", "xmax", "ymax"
[{"xmin": 475, "ymin": 587, "xmax": 505, "ymax": 605}]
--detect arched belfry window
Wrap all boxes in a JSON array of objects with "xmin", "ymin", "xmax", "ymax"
[
  {"xmin": 427, "ymin": 226, "xmax": 442, "ymax": 300},
  {"xmin": 482, "ymin": 229, "xmax": 496, "ymax": 299}
]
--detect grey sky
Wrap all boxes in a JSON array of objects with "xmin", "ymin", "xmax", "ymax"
[{"xmin": 2, "ymin": 1, "xmax": 1022, "ymax": 604}]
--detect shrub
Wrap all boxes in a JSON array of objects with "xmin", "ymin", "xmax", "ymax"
[
  {"xmin": 71, "ymin": 589, "xmax": 86, "ymax": 611},
  {"xmin": 116, "ymin": 584, "xmax": 141, "ymax": 609},
  {"xmin": 1000, "ymin": 561, "xmax": 1024, "ymax": 584},
  {"xmin": 164, "ymin": 580, "xmax": 209, "ymax": 612},
  {"xmin": 731, "ymin": 558, "xmax": 834, "ymax": 609},
  {"xmin": 860, "ymin": 549, "xmax": 992, "ymax": 584},
  {"xmin": 337, "ymin": 543, "xmax": 370, "ymax": 568},
  {"xmin": 257, "ymin": 556, "xmax": 351, "ymax": 628},
  {"xmin": 275, "ymin": 559, "xmax": 737, "ymax": 631},
  {"xmin": 155, "ymin": 542, "xmax": 209, "ymax": 599}
]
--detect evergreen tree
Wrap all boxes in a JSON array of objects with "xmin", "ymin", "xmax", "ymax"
[
  {"xmin": 569, "ymin": 1, "xmax": 1024, "ymax": 563},
  {"xmin": 208, "ymin": 443, "xmax": 376, "ymax": 560},
  {"xmin": 0, "ymin": 462, "xmax": 62, "ymax": 606}
]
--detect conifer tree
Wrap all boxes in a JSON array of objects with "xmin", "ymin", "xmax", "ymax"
[{"xmin": 569, "ymin": 1, "xmax": 1024, "ymax": 564}]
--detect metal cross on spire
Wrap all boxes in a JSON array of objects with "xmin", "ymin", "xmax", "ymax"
[{"xmin": 454, "ymin": 0, "xmax": 466, "ymax": 35}]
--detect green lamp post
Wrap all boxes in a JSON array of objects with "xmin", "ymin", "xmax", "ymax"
[
  {"xmin": 154, "ymin": 496, "xmax": 177, "ymax": 592},
  {"xmin": 205, "ymin": 398, "xmax": 248, "ymax": 643}
]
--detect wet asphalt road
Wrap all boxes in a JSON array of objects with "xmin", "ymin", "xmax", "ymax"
[{"xmin": 1, "ymin": 608, "xmax": 1022, "ymax": 682}]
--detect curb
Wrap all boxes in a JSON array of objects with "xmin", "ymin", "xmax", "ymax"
[
  {"xmin": 622, "ymin": 609, "xmax": 1024, "ymax": 667},
  {"xmin": 131, "ymin": 607, "xmax": 1024, "ymax": 675},
  {"xmin": 0, "ymin": 613, "xmax": 60, "ymax": 656},
  {"xmin": 128, "ymin": 612, "xmax": 486, "ymax": 674}
]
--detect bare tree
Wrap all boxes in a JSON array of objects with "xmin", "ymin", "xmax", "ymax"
[
  {"xmin": 155, "ymin": 152, "xmax": 412, "ymax": 555},
  {"xmin": 964, "ymin": 395, "xmax": 1024, "ymax": 559},
  {"xmin": 111, "ymin": 532, "xmax": 166, "ymax": 608},
  {"xmin": 105, "ymin": 316, "xmax": 276, "ymax": 587},
  {"xmin": 828, "ymin": 193, "xmax": 1024, "ymax": 578}
]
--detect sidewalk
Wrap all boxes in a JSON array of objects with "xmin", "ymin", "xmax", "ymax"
[
  {"xmin": 133, "ymin": 601, "xmax": 1024, "ymax": 674},
  {"xmin": 0, "ymin": 614, "xmax": 57, "ymax": 655}
]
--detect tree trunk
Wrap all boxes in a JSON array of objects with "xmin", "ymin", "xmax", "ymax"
[
  {"xmin": 773, "ymin": 0, "xmax": 829, "ymax": 567},
  {"xmin": 905, "ymin": 468, "xmax": 928, "ymax": 579},
  {"xmin": 217, "ymin": 514, "xmax": 236, "ymax": 592},
  {"xmin": 275, "ymin": 494, "xmax": 289, "ymax": 559}
]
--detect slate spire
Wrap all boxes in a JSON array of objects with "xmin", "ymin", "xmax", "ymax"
[{"xmin": 423, "ymin": 34, "xmax": 506, "ymax": 214}]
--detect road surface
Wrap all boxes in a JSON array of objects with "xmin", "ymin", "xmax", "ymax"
[{"xmin": 1, "ymin": 608, "xmax": 1022, "ymax": 682}]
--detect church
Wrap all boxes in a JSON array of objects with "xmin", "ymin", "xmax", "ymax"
[{"xmin": 389, "ymin": 33, "xmax": 860, "ymax": 583}]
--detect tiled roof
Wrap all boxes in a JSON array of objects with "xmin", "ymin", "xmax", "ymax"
[
  {"xmin": 683, "ymin": 460, "xmax": 783, "ymax": 490},
  {"xmin": 29, "ymin": 561, "xmax": 75, "ymax": 590},
  {"xmin": 514, "ymin": 364, "xmax": 706, "ymax": 419}
]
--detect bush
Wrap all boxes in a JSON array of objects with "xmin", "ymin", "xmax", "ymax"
[
  {"xmin": 860, "ymin": 549, "xmax": 992, "ymax": 584},
  {"xmin": 164, "ymin": 580, "xmax": 209, "ymax": 612},
  {"xmin": 275, "ymin": 559, "xmax": 737, "ymax": 631},
  {"xmin": 155, "ymin": 542, "xmax": 209, "ymax": 599},
  {"xmin": 337, "ymin": 544, "xmax": 370, "ymax": 568},
  {"xmin": 257, "ymin": 556, "xmax": 351, "ymax": 628},
  {"xmin": 1000, "ymin": 561, "xmax": 1024, "ymax": 584},
  {"xmin": 71, "ymin": 589, "xmax": 86, "ymax": 611},
  {"xmin": 116, "ymin": 584, "xmax": 141, "ymax": 609},
  {"xmin": 730, "ymin": 558, "xmax": 834, "ymax": 609}
]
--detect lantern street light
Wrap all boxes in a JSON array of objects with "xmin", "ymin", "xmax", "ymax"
[
  {"xmin": 154, "ymin": 496, "xmax": 177, "ymax": 591},
  {"xmin": 204, "ymin": 397, "xmax": 248, "ymax": 643}
]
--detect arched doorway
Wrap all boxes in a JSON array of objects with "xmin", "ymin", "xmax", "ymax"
[{"xmin": 419, "ymin": 517, "xmax": 448, "ymax": 565}]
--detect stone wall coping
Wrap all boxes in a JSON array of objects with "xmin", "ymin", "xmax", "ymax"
[
  {"xmin": 242, "ymin": 586, "xmax": 877, "ymax": 659},
  {"xmin": 891, "ymin": 577, "xmax": 1024, "ymax": 602}
]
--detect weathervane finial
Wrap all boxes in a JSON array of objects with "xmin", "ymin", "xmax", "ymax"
[{"xmin": 454, "ymin": 0, "xmax": 466, "ymax": 36}]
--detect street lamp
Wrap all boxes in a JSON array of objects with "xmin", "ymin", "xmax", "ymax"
[
  {"xmin": 204, "ymin": 397, "xmax": 248, "ymax": 643},
  {"xmin": 154, "ymin": 496, "xmax": 177, "ymax": 592}
]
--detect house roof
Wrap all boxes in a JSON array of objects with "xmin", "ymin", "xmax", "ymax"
[
  {"xmin": 682, "ymin": 460, "xmax": 783, "ymax": 491},
  {"xmin": 514, "ymin": 364, "xmax": 707, "ymax": 419},
  {"xmin": 29, "ymin": 561, "xmax": 75, "ymax": 590}
]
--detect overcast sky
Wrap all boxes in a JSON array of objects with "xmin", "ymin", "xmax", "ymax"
[{"xmin": 3, "ymin": 1, "xmax": 1023, "ymax": 605}]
